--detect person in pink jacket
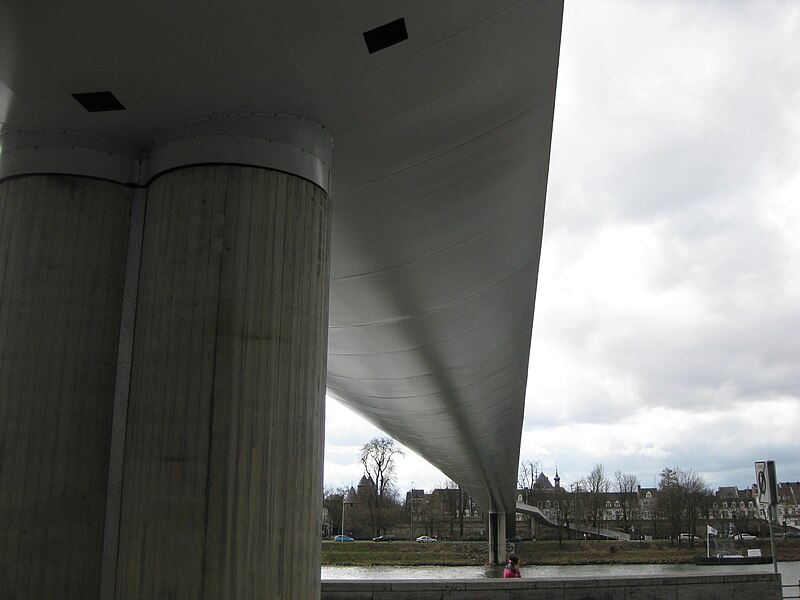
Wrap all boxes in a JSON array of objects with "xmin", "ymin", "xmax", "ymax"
[{"xmin": 503, "ymin": 555, "xmax": 522, "ymax": 578}]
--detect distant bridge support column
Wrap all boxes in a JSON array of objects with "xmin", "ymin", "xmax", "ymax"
[
  {"xmin": 114, "ymin": 115, "xmax": 333, "ymax": 600},
  {"xmin": 488, "ymin": 511, "xmax": 507, "ymax": 565}
]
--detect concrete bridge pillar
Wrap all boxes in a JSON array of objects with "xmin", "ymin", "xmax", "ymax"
[
  {"xmin": 488, "ymin": 510, "xmax": 507, "ymax": 565},
  {"xmin": 0, "ymin": 169, "xmax": 133, "ymax": 599},
  {"xmin": 0, "ymin": 115, "xmax": 333, "ymax": 600}
]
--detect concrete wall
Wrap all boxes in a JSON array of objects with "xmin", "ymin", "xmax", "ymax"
[
  {"xmin": 321, "ymin": 573, "xmax": 782, "ymax": 600},
  {"xmin": 0, "ymin": 175, "xmax": 132, "ymax": 599}
]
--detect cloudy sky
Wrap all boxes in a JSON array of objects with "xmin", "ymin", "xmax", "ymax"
[{"xmin": 324, "ymin": 1, "xmax": 800, "ymax": 496}]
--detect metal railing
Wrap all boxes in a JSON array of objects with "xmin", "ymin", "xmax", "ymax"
[{"xmin": 783, "ymin": 579, "xmax": 800, "ymax": 599}]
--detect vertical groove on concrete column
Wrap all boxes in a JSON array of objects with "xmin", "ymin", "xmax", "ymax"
[
  {"xmin": 99, "ymin": 188, "xmax": 147, "ymax": 600},
  {"xmin": 117, "ymin": 165, "xmax": 330, "ymax": 600},
  {"xmin": 0, "ymin": 176, "xmax": 132, "ymax": 600}
]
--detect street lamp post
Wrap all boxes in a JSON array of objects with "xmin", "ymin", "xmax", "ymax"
[
  {"xmin": 410, "ymin": 482, "xmax": 414, "ymax": 540},
  {"xmin": 341, "ymin": 496, "xmax": 346, "ymax": 536},
  {"xmin": 574, "ymin": 484, "xmax": 578, "ymax": 543},
  {"xmin": 571, "ymin": 483, "xmax": 582, "ymax": 545}
]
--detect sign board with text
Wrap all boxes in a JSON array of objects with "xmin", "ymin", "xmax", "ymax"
[{"xmin": 754, "ymin": 460, "xmax": 778, "ymax": 507}]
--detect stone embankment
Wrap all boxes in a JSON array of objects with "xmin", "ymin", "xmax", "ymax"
[{"xmin": 321, "ymin": 573, "xmax": 782, "ymax": 600}]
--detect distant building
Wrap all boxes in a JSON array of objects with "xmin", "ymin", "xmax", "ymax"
[
  {"xmin": 356, "ymin": 475, "xmax": 375, "ymax": 500},
  {"xmin": 777, "ymin": 482, "xmax": 800, "ymax": 529},
  {"xmin": 534, "ymin": 472, "xmax": 555, "ymax": 490},
  {"xmin": 404, "ymin": 487, "xmax": 485, "ymax": 539},
  {"xmin": 344, "ymin": 485, "xmax": 359, "ymax": 509},
  {"xmin": 712, "ymin": 482, "xmax": 799, "ymax": 530},
  {"xmin": 405, "ymin": 488, "xmax": 426, "ymax": 505},
  {"xmin": 712, "ymin": 487, "xmax": 758, "ymax": 518},
  {"xmin": 637, "ymin": 487, "xmax": 657, "ymax": 521},
  {"xmin": 332, "ymin": 473, "xmax": 800, "ymax": 542}
]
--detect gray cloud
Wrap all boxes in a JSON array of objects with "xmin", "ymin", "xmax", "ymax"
[{"xmin": 523, "ymin": 0, "xmax": 800, "ymax": 489}]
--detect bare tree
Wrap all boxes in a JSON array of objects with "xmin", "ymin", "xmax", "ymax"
[
  {"xmin": 678, "ymin": 468, "xmax": 711, "ymax": 546},
  {"xmin": 553, "ymin": 486, "xmax": 572, "ymax": 545},
  {"xmin": 439, "ymin": 479, "xmax": 461, "ymax": 538},
  {"xmin": 360, "ymin": 436, "xmax": 404, "ymax": 536},
  {"xmin": 730, "ymin": 501, "xmax": 759, "ymax": 539},
  {"xmin": 322, "ymin": 485, "xmax": 349, "ymax": 536},
  {"xmin": 422, "ymin": 493, "xmax": 450, "ymax": 538},
  {"xmin": 518, "ymin": 459, "xmax": 541, "ymax": 502},
  {"xmin": 518, "ymin": 459, "xmax": 541, "ymax": 534},
  {"xmin": 657, "ymin": 467, "xmax": 682, "ymax": 544},
  {"xmin": 614, "ymin": 470, "xmax": 640, "ymax": 534},
  {"xmin": 585, "ymin": 463, "xmax": 610, "ymax": 534}
]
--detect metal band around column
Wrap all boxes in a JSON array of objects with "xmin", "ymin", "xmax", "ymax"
[{"xmin": 145, "ymin": 113, "xmax": 333, "ymax": 193}]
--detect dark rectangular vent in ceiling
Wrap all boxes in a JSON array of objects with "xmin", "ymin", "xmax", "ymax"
[
  {"xmin": 72, "ymin": 91, "xmax": 126, "ymax": 112},
  {"xmin": 363, "ymin": 18, "xmax": 408, "ymax": 54}
]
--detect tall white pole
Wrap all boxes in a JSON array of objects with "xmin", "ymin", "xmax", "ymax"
[
  {"xmin": 341, "ymin": 496, "xmax": 345, "ymax": 536},
  {"xmin": 410, "ymin": 482, "xmax": 414, "ymax": 540},
  {"xmin": 768, "ymin": 506, "xmax": 778, "ymax": 574}
]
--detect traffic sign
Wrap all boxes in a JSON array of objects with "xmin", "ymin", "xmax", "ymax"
[{"xmin": 754, "ymin": 460, "xmax": 778, "ymax": 507}]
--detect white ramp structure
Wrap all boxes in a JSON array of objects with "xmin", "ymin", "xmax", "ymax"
[
  {"xmin": 516, "ymin": 503, "xmax": 632, "ymax": 541},
  {"xmin": 0, "ymin": 2, "xmax": 562, "ymax": 598}
]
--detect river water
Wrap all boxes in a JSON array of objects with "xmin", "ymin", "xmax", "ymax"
[{"xmin": 322, "ymin": 560, "xmax": 800, "ymax": 585}]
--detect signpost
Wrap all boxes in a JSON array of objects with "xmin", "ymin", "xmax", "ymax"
[{"xmin": 755, "ymin": 460, "xmax": 779, "ymax": 573}]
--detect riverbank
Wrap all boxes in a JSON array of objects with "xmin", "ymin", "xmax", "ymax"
[{"xmin": 321, "ymin": 538, "xmax": 800, "ymax": 566}]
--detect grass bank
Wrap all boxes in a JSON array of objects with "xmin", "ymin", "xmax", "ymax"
[{"xmin": 321, "ymin": 539, "xmax": 800, "ymax": 566}]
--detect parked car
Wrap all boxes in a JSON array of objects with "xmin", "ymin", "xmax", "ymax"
[
  {"xmin": 784, "ymin": 532, "xmax": 800, "ymax": 539},
  {"xmin": 507, "ymin": 534, "xmax": 524, "ymax": 543},
  {"xmin": 735, "ymin": 533, "xmax": 757, "ymax": 540},
  {"xmin": 372, "ymin": 534, "xmax": 396, "ymax": 542},
  {"xmin": 679, "ymin": 533, "xmax": 699, "ymax": 541},
  {"xmin": 415, "ymin": 535, "xmax": 437, "ymax": 543},
  {"xmin": 334, "ymin": 535, "xmax": 354, "ymax": 542}
]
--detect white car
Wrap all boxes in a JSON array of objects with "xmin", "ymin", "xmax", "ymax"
[
  {"xmin": 736, "ymin": 533, "xmax": 757, "ymax": 540},
  {"xmin": 415, "ymin": 535, "xmax": 437, "ymax": 543}
]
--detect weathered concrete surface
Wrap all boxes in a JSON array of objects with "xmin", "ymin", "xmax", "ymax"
[
  {"xmin": 0, "ymin": 175, "xmax": 132, "ymax": 599},
  {"xmin": 488, "ymin": 511, "xmax": 507, "ymax": 565},
  {"xmin": 115, "ymin": 166, "xmax": 331, "ymax": 599},
  {"xmin": 321, "ymin": 573, "xmax": 783, "ymax": 600}
]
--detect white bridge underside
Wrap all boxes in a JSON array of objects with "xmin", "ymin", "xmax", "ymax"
[{"xmin": 0, "ymin": 1, "xmax": 563, "ymax": 515}]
